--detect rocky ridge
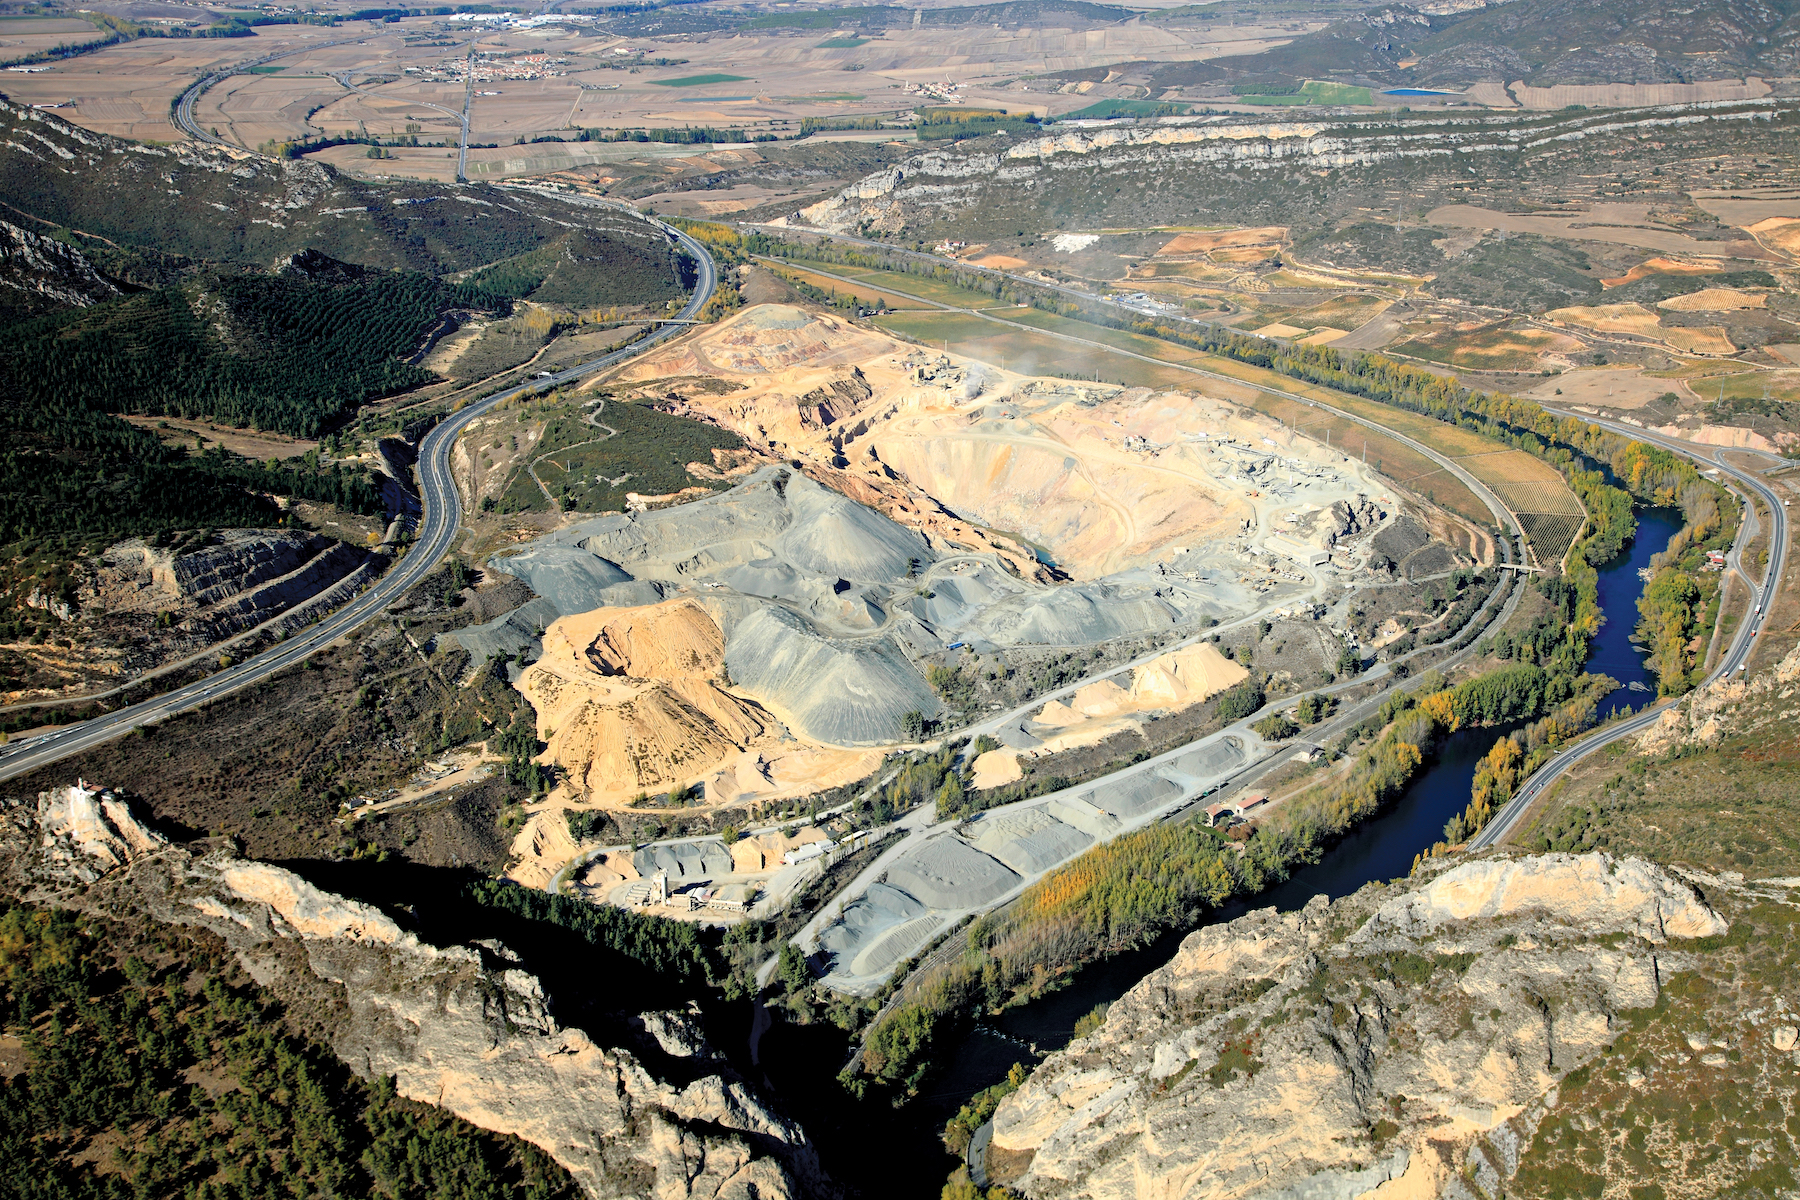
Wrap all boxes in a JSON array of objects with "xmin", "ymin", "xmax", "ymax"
[
  {"xmin": 0, "ymin": 216, "xmax": 120, "ymax": 316},
  {"xmin": 2, "ymin": 781, "xmax": 827, "ymax": 1200},
  {"xmin": 1634, "ymin": 638, "xmax": 1800, "ymax": 754},
  {"xmin": 790, "ymin": 102, "xmax": 1791, "ymax": 237},
  {"xmin": 988, "ymin": 852, "xmax": 1729, "ymax": 1200}
]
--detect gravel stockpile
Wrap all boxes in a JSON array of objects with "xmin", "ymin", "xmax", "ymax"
[
  {"xmin": 1086, "ymin": 772, "xmax": 1182, "ymax": 819},
  {"xmin": 723, "ymin": 605, "xmax": 942, "ymax": 746},
  {"xmin": 633, "ymin": 840, "xmax": 734, "ymax": 881},
  {"xmin": 819, "ymin": 882, "xmax": 934, "ymax": 977},
  {"xmin": 959, "ymin": 571, "xmax": 1237, "ymax": 647},
  {"xmin": 885, "ymin": 835, "xmax": 1022, "ymax": 910},
  {"xmin": 450, "ymin": 596, "xmax": 562, "ymax": 663},
  {"xmin": 965, "ymin": 806, "xmax": 1094, "ymax": 876}
]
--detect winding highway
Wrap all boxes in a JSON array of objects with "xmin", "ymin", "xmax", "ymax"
[
  {"xmin": 1469, "ymin": 417, "xmax": 1789, "ymax": 849},
  {"xmin": 173, "ymin": 36, "xmax": 475, "ymax": 172},
  {"xmin": 173, "ymin": 39, "xmax": 363, "ymax": 146},
  {"xmin": 0, "ymin": 222, "xmax": 716, "ymax": 785}
]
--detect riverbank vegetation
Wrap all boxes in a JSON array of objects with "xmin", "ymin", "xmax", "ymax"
[{"xmin": 852, "ymin": 658, "xmax": 1602, "ymax": 1096}]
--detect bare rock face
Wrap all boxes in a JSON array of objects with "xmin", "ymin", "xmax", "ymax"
[
  {"xmin": 3, "ymin": 784, "xmax": 825, "ymax": 1200},
  {"xmin": 1636, "ymin": 639, "xmax": 1800, "ymax": 753},
  {"xmin": 0, "ymin": 217, "xmax": 121, "ymax": 315},
  {"xmin": 91, "ymin": 529, "xmax": 379, "ymax": 643},
  {"xmin": 988, "ymin": 853, "xmax": 1724, "ymax": 1200}
]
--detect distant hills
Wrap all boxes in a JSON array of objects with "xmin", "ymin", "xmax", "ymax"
[{"xmin": 1200, "ymin": 0, "xmax": 1800, "ymax": 88}]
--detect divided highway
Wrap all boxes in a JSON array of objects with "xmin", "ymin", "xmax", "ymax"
[
  {"xmin": 173, "ymin": 39, "xmax": 363, "ymax": 146},
  {"xmin": 1470, "ymin": 419, "xmax": 1788, "ymax": 848},
  {"xmin": 0, "ymin": 223, "xmax": 716, "ymax": 785}
]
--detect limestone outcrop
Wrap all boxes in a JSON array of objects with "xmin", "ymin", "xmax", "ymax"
[
  {"xmin": 2, "ymin": 783, "xmax": 828, "ymax": 1200},
  {"xmin": 987, "ymin": 852, "xmax": 1725, "ymax": 1200},
  {"xmin": 0, "ymin": 217, "xmax": 120, "ymax": 314},
  {"xmin": 1635, "ymin": 639, "xmax": 1800, "ymax": 753}
]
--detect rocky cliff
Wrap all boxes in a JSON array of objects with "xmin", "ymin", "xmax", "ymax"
[
  {"xmin": 2, "ymin": 781, "xmax": 828, "ymax": 1200},
  {"xmin": 987, "ymin": 852, "xmax": 1733, "ymax": 1200},
  {"xmin": 1634, "ymin": 639, "xmax": 1800, "ymax": 754},
  {"xmin": 788, "ymin": 103, "xmax": 1786, "ymax": 239},
  {"xmin": 0, "ymin": 216, "xmax": 120, "ymax": 317}
]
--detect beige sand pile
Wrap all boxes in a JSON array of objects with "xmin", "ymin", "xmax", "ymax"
[
  {"xmin": 974, "ymin": 645, "xmax": 1250, "ymax": 790},
  {"xmin": 1130, "ymin": 643, "xmax": 1250, "ymax": 706},
  {"xmin": 730, "ymin": 826, "xmax": 830, "ymax": 872},
  {"xmin": 1656, "ymin": 288, "xmax": 1766, "ymax": 312},
  {"xmin": 704, "ymin": 745, "xmax": 884, "ymax": 808},
  {"xmin": 1030, "ymin": 644, "xmax": 1245, "ymax": 728},
  {"xmin": 575, "ymin": 850, "xmax": 640, "ymax": 892},
  {"xmin": 971, "ymin": 749, "xmax": 1025, "ymax": 789},
  {"xmin": 508, "ymin": 807, "xmax": 583, "ymax": 890},
  {"xmin": 518, "ymin": 599, "xmax": 775, "ymax": 804}
]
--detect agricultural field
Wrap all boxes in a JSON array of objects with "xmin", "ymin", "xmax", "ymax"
[
  {"xmin": 1389, "ymin": 323, "xmax": 1586, "ymax": 372},
  {"xmin": 5, "ymin": 0, "xmax": 1330, "ymax": 160}
]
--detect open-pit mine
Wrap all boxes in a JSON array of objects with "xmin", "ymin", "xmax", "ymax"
[{"xmin": 452, "ymin": 299, "xmax": 1479, "ymax": 966}]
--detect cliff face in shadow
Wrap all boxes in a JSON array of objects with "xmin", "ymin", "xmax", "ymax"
[{"xmin": 2, "ymin": 781, "xmax": 831, "ymax": 1200}]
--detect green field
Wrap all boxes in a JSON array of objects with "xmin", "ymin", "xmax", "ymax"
[
  {"xmin": 817, "ymin": 36, "xmax": 867, "ymax": 47},
  {"xmin": 1235, "ymin": 80, "xmax": 1373, "ymax": 107},
  {"xmin": 771, "ymin": 265, "xmax": 935, "ymax": 309},
  {"xmin": 1061, "ymin": 99, "xmax": 1190, "ymax": 120},
  {"xmin": 872, "ymin": 310, "xmax": 1204, "ymax": 389},
  {"xmin": 649, "ymin": 73, "xmax": 750, "ymax": 87},
  {"xmin": 816, "ymin": 263, "xmax": 1008, "ymax": 308}
]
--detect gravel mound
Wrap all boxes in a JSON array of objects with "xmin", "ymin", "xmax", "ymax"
[
  {"xmin": 778, "ymin": 472, "xmax": 926, "ymax": 581},
  {"xmin": 965, "ymin": 807, "xmax": 1093, "ymax": 876},
  {"xmin": 450, "ymin": 596, "xmax": 562, "ymax": 663},
  {"xmin": 818, "ymin": 882, "xmax": 931, "ymax": 976},
  {"xmin": 966, "ymin": 574, "xmax": 1226, "ymax": 647},
  {"xmin": 489, "ymin": 544, "xmax": 631, "ymax": 613},
  {"xmin": 1086, "ymin": 772, "xmax": 1182, "ymax": 819},
  {"xmin": 632, "ymin": 840, "xmax": 734, "ymax": 881},
  {"xmin": 1160, "ymin": 738, "xmax": 1247, "ymax": 789},
  {"xmin": 724, "ymin": 605, "xmax": 941, "ymax": 745},
  {"xmin": 885, "ymin": 836, "xmax": 1021, "ymax": 909}
]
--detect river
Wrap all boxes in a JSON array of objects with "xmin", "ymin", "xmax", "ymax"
[{"xmin": 753, "ymin": 509, "xmax": 1681, "ymax": 1197}]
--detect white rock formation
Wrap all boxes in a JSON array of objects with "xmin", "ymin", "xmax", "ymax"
[
  {"xmin": 2, "ymin": 786, "xmax": 826, "ymax": 1200},
  {"xmin": 987, "ymin": 853, "xmax": 1723, "ymax": 1200}
]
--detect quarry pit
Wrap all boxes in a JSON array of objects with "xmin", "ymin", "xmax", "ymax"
[{"xmin": 450, "ymin": 302, "xmax": 1482, "ymax": 975}]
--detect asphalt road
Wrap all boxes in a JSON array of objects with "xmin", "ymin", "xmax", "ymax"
[
  {"xmin": 173, "ymin": 39, "xmax": 364, "ymax": 145},
  {"xmin": 0, "ymin": 220, "xmax": 716, "ymax": 785},
  {"xmin": 1469, "ymin": 419, "xmax": 1789, "ymax": 849}
]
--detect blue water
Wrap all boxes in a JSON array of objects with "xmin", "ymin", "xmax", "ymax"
[
  {"xmin": 909, "ymin": 508, "xmax": 1681, "ymax": 1134},
  {"xmin": 1585, "ymin": 507, "xmax": 1681, "ymax": 713},
  {"xmin": 1384, "ymin": 88, "xmax": 1459, "ymax": 96}
]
